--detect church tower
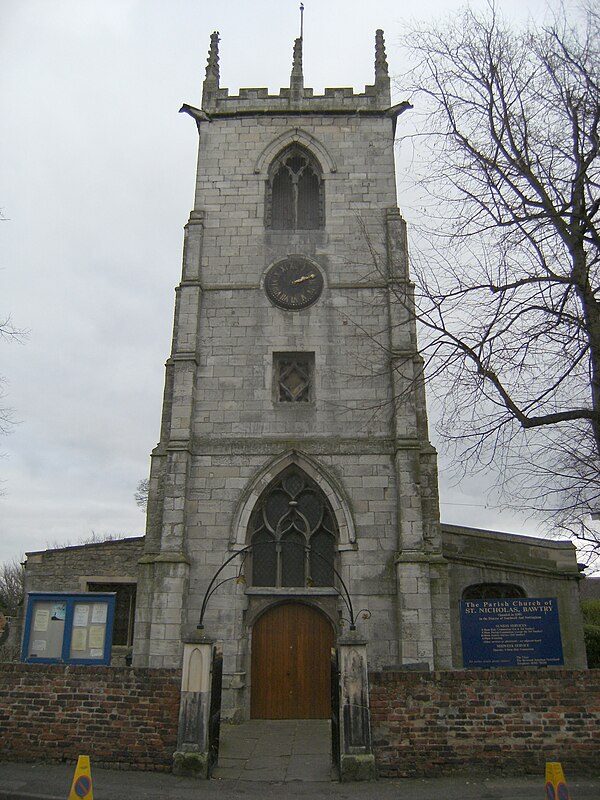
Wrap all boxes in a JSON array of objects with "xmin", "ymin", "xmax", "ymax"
[{"xmin": 134, "ymin": 27, "xmax": 451, "ymax": 720}]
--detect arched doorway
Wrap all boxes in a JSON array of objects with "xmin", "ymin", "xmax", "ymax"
[{"xmin": 251, "ymin": 602, "xmax": 334, "ymax": 719}]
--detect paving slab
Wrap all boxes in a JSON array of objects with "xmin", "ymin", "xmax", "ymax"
[
  {"xmin": 287, "ymin": 753, "xmax": 333, "ymax": 782},
  {"xmin": 213, "ymin": 719, "xmax": 331, "ymax": 782}
]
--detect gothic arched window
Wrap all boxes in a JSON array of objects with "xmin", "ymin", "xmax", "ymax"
[
  {"xmin": 249, "ymin": 467, "xmax": 336, "ymax": 587},
  {"xmin": 462, "ymin": 583, "xmax": 526, "ymax": 600},
  {"xmin": 266, "ymin": 146, "xmax": 324, "ymax": 230}
]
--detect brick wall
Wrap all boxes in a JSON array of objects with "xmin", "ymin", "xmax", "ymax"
[
  {"xmin": 4, "ymin": 663, "xmax": 597, "ymax": 776},
  {"xmin": 0, "ymin": 664, "xmax": 181, "ymax": 771},
  {"xmin": 370, "ymin": 669, "xmax": 600, "ymax": 778}
]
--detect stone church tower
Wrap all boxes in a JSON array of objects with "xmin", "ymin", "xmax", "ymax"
[{"xmin": 134, "ymin": 29, "xmax": 452, "ymax": 719}]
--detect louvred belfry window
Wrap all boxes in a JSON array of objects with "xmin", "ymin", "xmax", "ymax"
[
  {"xmin": 266, "ymin": 146, "xmax": 324, "ymax": 230},
  {"xmin": 249, "ymin": 467, "xmax": 336, "ymax": 587}
]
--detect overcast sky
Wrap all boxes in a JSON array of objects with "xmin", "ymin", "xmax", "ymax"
[{"xmin": 1, "ymin": 0, "xmax": 571, "ymax": 567}]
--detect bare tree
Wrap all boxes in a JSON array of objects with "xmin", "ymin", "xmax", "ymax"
[
  {"xmin": 0, "ymin": 315, "xmax": 24, "ymax": 437},
  {"xmin": 0, "ymin": 314, "xmax": 26, "ymax": 499},
  {"xmin": 395, "ymin": 4, "xmax": 600, "ymax": 555},
  {"xmin": 0, "ymin": 557, "xmax": 24, "ymax": 616},
  {"xmin": 135, "ymin": 478, "xmax": 149, "ymax": 511}
]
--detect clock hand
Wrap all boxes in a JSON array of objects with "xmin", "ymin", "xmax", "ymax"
[{"xmin": 291, "ymin": 273, "xmax": 316, "ymax": 285}]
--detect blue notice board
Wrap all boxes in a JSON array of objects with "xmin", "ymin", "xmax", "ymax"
[
  {"xmin": 460, "ymin": 597, "xmax": 564, "ymax": 668},
  {"xmin": 21, "ymin": 592, "xmax": 116, "ymax": 665}
]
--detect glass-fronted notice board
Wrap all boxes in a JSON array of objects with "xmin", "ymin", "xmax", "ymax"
[{"xmin": 21, "ymin": 592, "xmax": 116, "ymax": 665}]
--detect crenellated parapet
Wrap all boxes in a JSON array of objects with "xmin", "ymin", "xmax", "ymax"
[{"xmin": 199, "ymin": 30, "xmax": 392, "ymax": 116}]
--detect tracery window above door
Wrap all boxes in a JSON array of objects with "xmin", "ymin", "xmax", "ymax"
[
  {"xmin": 266, "ymin": 145, "xmax": 324, "ymax": 230},
  {"xmin": 249, "ymin": 467, "xmax": 336, "ymax": 588}
]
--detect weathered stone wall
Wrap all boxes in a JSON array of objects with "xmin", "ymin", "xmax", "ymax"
[
  {"xmin": 580, "ymin": 576, "xmax": 600, "ymax": 600},
  {"xmin": 442, "ymin": 525, "xmax": 587, "ymax": 669},
  {"xmin": 185, "ymin": 111, "xmax": 399, "ymax": 442},
  {"xmin": 138, "ymin": 94, "xmax": 443, "ymax": 704},
  {"xmin": 370, "ymin": 669, "xmax": 600, "ymax": 777},
  {"xmin": 20, "ymin": 538, "xmax": 144, "ymax": 665},
  {"xmin": 24, "ymin": 537, "xmax": 144, "ymax": 594},
  {"xmin": 0, "ymin": 663, "xmax": 180, "ymax": 771},
  {"xmin": 173, "ymin": 103, "xmax": 415, "ymax": 684}
]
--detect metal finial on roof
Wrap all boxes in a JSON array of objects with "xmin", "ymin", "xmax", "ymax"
[
  {"xmin": 289, "ymin": 4, "xmax": 304, "ymax": 99},
  {"xmin": 205, "ymin": 31, "xmax": 220, "ymax": 85},
  {"xmin": 375, "ymin": 29, "xmax": 389, "ymax": 81}
]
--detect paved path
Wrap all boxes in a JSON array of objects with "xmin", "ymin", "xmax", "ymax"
[{"xmin": 213, "ymin": 719, "xmax": 333, "ymax": 781}]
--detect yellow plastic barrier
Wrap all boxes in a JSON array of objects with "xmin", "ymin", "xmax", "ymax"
[
  {"xmin": 68, "ymin": 755, "xmax": 93, "ymax": 799},
  {"xmin": 545, "ymin": 762, "xmax": 570, "ymax": 800}
]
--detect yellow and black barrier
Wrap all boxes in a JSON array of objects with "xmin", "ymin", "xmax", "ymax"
[
  {"xmin": 545, "ymin": 762, "xmax": 570, "ymax": 800},
  {"xmin": 68, "ymin": 755, "xmax": 93, "ymax": 799}
]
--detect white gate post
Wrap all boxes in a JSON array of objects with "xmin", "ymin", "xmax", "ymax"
[
  {"xmin": 173, "ymin": 636, "xmax": 215, "ymax": 778},
  {"xmin": 337, "ymin": 633, "xmax": 377, "ymax": 781}
]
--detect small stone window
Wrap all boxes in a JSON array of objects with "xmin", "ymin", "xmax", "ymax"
[
  {"xmin": 87, "ymin": 582, "xmax": 136, "ymax": 647},
  {"xmin": 462, "ymin": 583, "xmax": 526, "ymax": 600},
  {"xmin": 266, "ymin": 145, "xmax": 324, "ymax": 230},
  {"xmin": 249, "ymin": 467, "xmax": 336, "ymax": 588},
  {"xmin": 274, "ymin": 352, "xmax": 314, "ymax": 403}
]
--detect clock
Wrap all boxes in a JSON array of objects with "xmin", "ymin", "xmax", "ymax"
[{"xmin": 264, "ymin": 257, "xmax": 324, "ymax": 310}]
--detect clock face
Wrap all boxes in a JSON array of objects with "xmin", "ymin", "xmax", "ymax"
[{"xmin": 264, "ymin": 258, "xmax": 324, "ymax": 310}]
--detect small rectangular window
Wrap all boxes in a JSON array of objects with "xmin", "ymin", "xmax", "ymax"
[
  {"xmin": 273, "ymin": 352, "xmax": 314, "ymax": 403},
  {"xmin": 87, "ymin": 582, "xmax": 136, "ymax": 647}
]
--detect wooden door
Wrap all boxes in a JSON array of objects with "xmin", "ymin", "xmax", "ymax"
[{"xmin": 251, "ymin": 602, "xmax": 334, "ymax": 719}]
